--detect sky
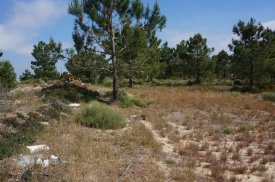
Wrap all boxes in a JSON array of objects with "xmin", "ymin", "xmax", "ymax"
[{"xmin": 0, "ymin": 0, "xmax": 275, "ymax": 77}]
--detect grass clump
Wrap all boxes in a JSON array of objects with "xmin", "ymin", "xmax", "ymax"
[
  {"xmin": 75, "ymin": 101, "xmax": 126, "ymax": 129},
  {"xmin": 262, "ymin": 92, "xmax": 275, "ymax": 102}
]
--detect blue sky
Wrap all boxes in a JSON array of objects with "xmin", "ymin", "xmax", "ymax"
[{"xmin": 0, "ymin": 0, "xmax": 275, "ymax": 77}]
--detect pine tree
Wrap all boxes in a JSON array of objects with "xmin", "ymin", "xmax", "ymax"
[
  {"xmin": 68, "ymin": 0, "xmax": 166, "ymax": 100},
  {"xmin": 0, "ymin": 60, "xmax": 16, "ymax": 88},
  {"xmin": 31, "ymin": 38, "xmax": 64, "ymax": 80},
  {"xmin": 175, "ymin": 40, "xmax": 190, "ymax": 79},
  {"xmin": 229, "ymin": 18, "xmax": 266, "ymax": 89},
  {"xmin": 19, "ymin": 69, "xmax": 34, "ymax": 81},
  {"xmin": 187, "ymin": 33, "xmax": 213, "ymax": 83},
  {"xmin": 160, "ymin": 42, "xmax": 175, "ymax": 79},
  {"xmin": 212, "ymin": 50, "xmax": 230, "ymax": 79}
]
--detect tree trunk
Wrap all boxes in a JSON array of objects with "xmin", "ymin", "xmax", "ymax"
[
  {"xmin": 110, "ymin": 20, "xmax": 119, "ymax": 101},
  {"xmin": 129, "ymin": 78, "xmax": 133, "ymax": 88},
  {"xmin": 249, "ymin": 57, "xmax": 254, "ymax": 89}
]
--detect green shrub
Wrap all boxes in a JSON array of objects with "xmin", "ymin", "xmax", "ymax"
[
  {"xmin": 262, "ymin": 92, "xmax": 275, "ymax": 102},
  {"xmin": 75, "ymin": 101, "xmax": 126, "ymax": 129}
]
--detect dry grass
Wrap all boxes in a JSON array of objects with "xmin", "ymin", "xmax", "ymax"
[
  {"xmin": 2, "ymin": 84, "xmax": 275, "ymax": 181},
  {"xmin": 126, "ymin": 85, "xmax": 275, "ymax": 181},
  {"xmin": 32, "ymin": 117, "xmax": 163, "ymax": 181}
]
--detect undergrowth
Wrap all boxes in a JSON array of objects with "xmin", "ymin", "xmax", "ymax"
[{"xmin": 0, "ymin": 116, "xmax": 44, "ymax": 160}]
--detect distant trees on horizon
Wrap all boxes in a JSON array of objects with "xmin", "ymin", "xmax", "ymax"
[{"xmin": 0, "ymin": 1, "xmax": 269, "ymax": 98}]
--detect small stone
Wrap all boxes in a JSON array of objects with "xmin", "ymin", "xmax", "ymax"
[{"xmin": 50, "ymin": 155, "xmax": 60, "ymax": 165}]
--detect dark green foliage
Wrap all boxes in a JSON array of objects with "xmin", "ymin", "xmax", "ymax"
[
  {"xmin": 43, "ymin": 83, "xmax": 99, "ymax": 103},
  {"xmin": 0, "ymin": 116, "xmax": 44, "ymax": 160},
  {"xmin": 174, "ymin": 40, "xmax": 190, "ymax": 79},
  {"xmin": 118, "ymin": 26, "xmax": 148, "ymax": 87},
  {"xmin": 159, "ymin": 42, "xmax": 175, "ymax": 79},
  {"xmin": 75, "ymin": 101, "xmax": 126, "ymax": 129},
  {"xmin": 19, "ymin": 69, "xmax": 34, "ymax": 81},
  {"xmin": 66, "ymin": 51, "xmax": 109, "ymax": 83},
  {"xmin": 31, "ymin": 38, "xmax": 64, "ymax": 80},
  {"xmin": 0, "ymin": 60, "xmax": 16, "ymax": 88},
  {"xmin": 212, "ymin": 50, "xmax": 230, "ymax": 79},
  {"xmin": 229, "ymin": 18, "xmax": 275, "ymax": 89},
  {"xmin": 262, "ymin": 92, "xmax": 275, "ymax": 102},
  {"xmin": 187, "ymin": 33, "xmax": 214, "ymax": 83}
]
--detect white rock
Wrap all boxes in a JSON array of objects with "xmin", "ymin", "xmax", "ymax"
[
  {"xmin": 42, "ymin": 159, "xmax": 49, "ymax": 168},
  {"xmin": 27, "ymin": 144, "xmax": 49, "ymax": 153},
  {"xmin": 50, "ymin": 155, "xmax": 60, "ymax": 165},
  {"xmin": 17, "ymin": 155, "xmax": 36, "ymax": 168},
  {"xmin": 36, "ymin": 158, "xmax": 43, "ymax": 165},
  {"xmin": 40, "ymin": 122, "xmax": 50, "ymax": 126},
  {"xmin": 68, "ymin": 103, "xmax": 81, "ymax": 108}
]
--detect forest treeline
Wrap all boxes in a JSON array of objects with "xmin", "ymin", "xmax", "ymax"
[{"xmin": 0, "ymin": 0, "xmax": 274, "ymax": 99}]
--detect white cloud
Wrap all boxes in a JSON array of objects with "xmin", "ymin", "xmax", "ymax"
[
  {"xmin": 263, "ymin": 20, "xmax": 275, "ymax": 30},
  {"xmin": 158, "ymin": 29, "xmax": 193, "ymax": 47},
  {"xmin": 0, "ymin": 0, "xmax": 67, "ymax": 55}
]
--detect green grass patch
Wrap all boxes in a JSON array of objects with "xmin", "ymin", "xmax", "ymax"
[
  {"xmin": 262, "ymin": 92, "xmax": 275, "ymax": 102},
  {"xmin": 74, "ymin": 101, "xmax": 126, "ymax": 129}
]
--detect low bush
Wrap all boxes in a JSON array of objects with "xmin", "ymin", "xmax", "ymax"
[
  {"xmin": 262, "ymin": 92, "xmax": 275, "ymax": 102},
  {"xmin": 75, "ymin": 101, "xmax": 126, "ymax": 129}
]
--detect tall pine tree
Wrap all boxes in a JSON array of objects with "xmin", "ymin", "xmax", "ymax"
[{"xmin": 68, "ymin": 0, "xmax": 166, "ymax": 100}]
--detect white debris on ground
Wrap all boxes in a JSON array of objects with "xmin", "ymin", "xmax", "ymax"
[
  {"xmin": 68, "ymin": 103, "xmax": 81, "ymax": 108},
  {"xmin": 16, "ymin": 145, "xmax": 60, "ymax": 169},
  {"xmin": 26, "ymin": 144, "xmax": 49, "ymax": 153}
]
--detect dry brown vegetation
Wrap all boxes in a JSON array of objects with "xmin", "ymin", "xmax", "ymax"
[{"xmin": 1, "ymin": 84, "xmax": 275, "ymax": 181}]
